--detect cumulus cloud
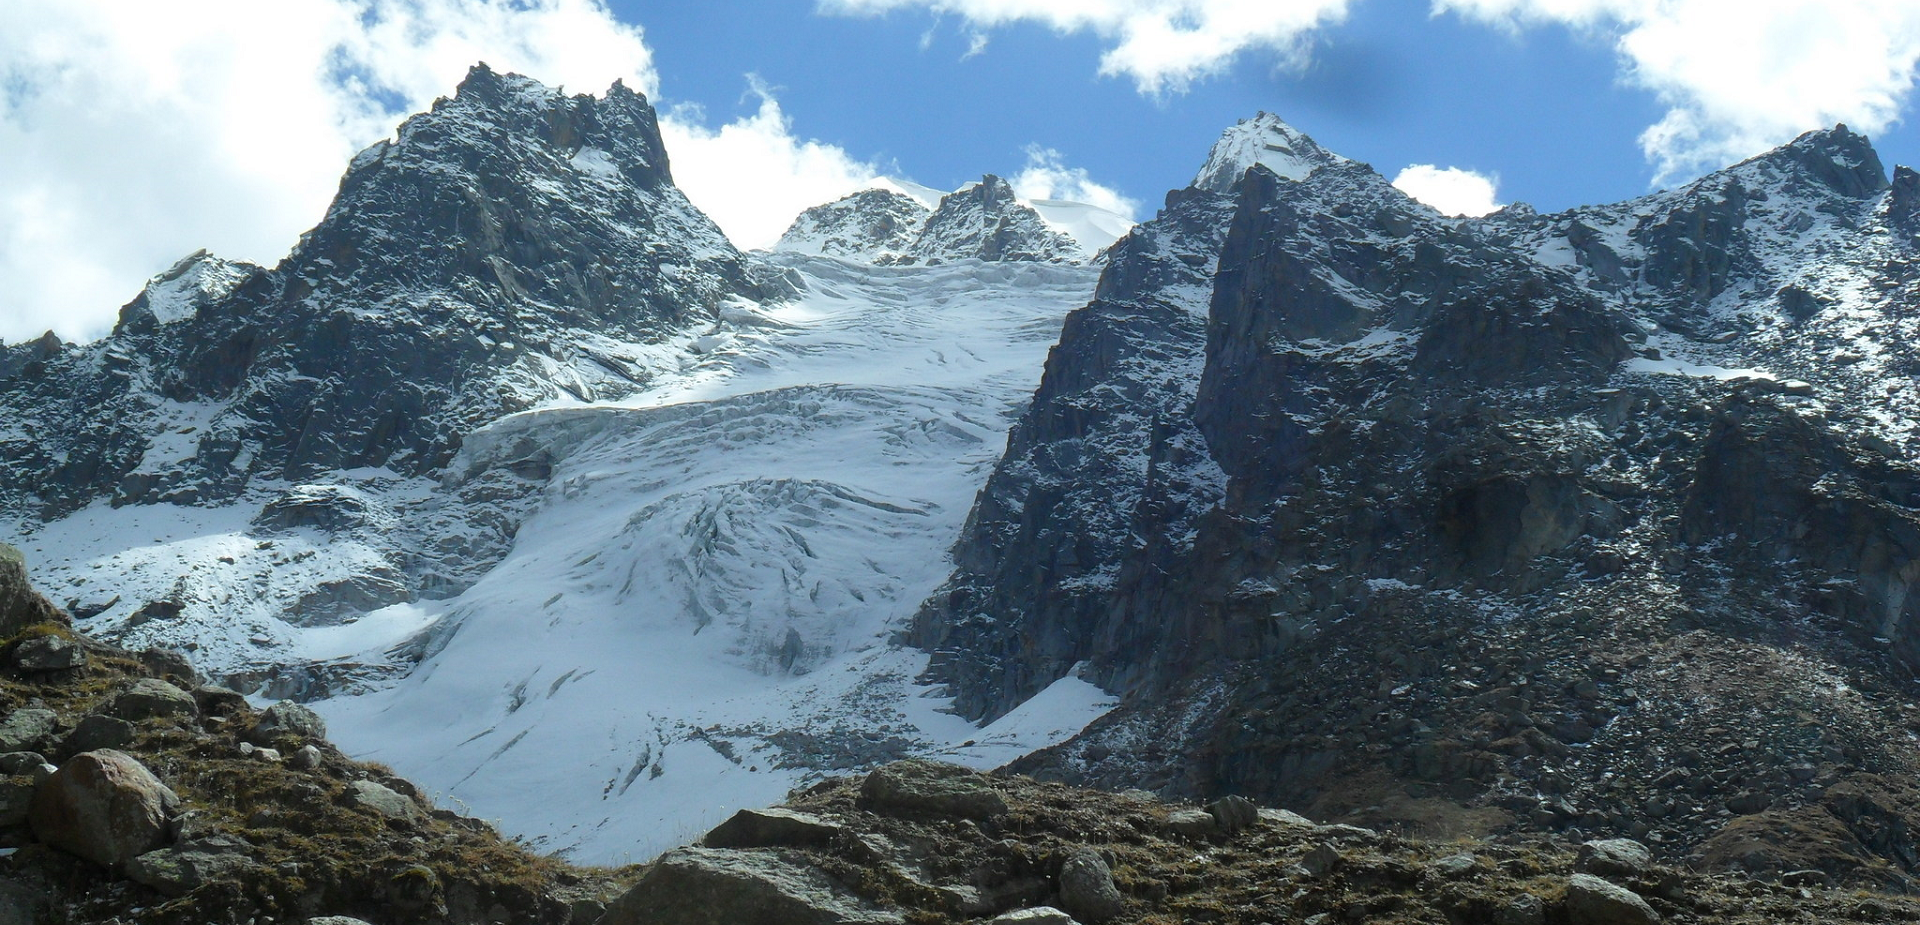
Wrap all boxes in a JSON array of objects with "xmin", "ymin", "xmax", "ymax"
[
  {"xmin": 660, "ymin": 82, "xmax": 884, "ymax": 251},
  {"xmin": 1391, "ymin": 164, "xmax": 1503, "ymax": 217},
  {"xmin": 1011, "ymin": 147, "xmax": 1141, "ymax": 219},
  {"xmin": 1437, "ymin": 0, "xmax": 1920, "ymax": 183},
  {"xmin": 820, "ymin": 0, "xmax": 1356, "ymax": 94},
  {"xmin": 0, "ymin": 0, "xmax": 658, "ymax": 343}
]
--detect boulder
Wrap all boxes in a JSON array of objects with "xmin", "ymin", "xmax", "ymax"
[
  {"xmin": 347, "ymin": 779, "xmax": 423, "ymax": 825},
  {"xmin": 60, "ymin": 715, "xmax": 135, "ymax": 756},
  {"xmin": 0, "ymin": 544, "xmax": 64, "ymax": 637},
  {"xmin": 1578, "ymin": 838, "xmax": 1654, "ymax": 880},
  {"xmin": 1495, "ymin": 892, "xmax": 1546, "ymax": 925},
  {"xmin": 137, "ymin": 648, "xmax": 199, "ymax": 683},
  {"xmin": 860, "ymin": 760, "xmax": 1007, "ymax": 820},
  {"xmin": 0, "ymin": 709, "xmax": 54, "ymax": 753},
  {"xmin": 1206, "ymin": 795, "xmax": 1259, "ymax": 835},
  {"xmin": 27, "ymin": 749, "xmax": 178, "ymax": 868},
  {"xmin": 12, "ymin": 635, "xmax": 84, "ymax": 672},
  {"xmin": 600, "ymin": 846, "xmax": 903, "ymax": 925},
  {"xmin": 0, "ymin": 753, "xmax": 45, "ymax": 776},
  {"xmin": 127, "ymin": 836, "xmax": 261, "ymax": 897},
  {"xmin": 247, "ymin": 700, "xmax": 327, "ymax": 744},
  {"xmin": 1428, "ymin": 853, "xmax": 1480, "ymax": 878},
  {"xmin": 192, "ymin": 684, "xmax": 249, "ymax": 718},
  {"xmin": 307, "ymin": 918, "xmax": 380, "ymax": 925},
  {"xmin": 705, "ymin": 807, "xmax": 845, "ymax": 849},
  {"xmin": 1056, "ymin": 849, "xmax": 1124, "ymax": 924},
  {"xmin": 108, "ymin": 679, "xmax": 197, "ymax": 722},
  {"xmin": 1565, "ymin": 873, "xmax": 1660, "ymax": 925},
  {"xmin": 1301, "ymin": 843, "xmax": 1343, "ymax": 877},
  {"xmin": 1258, "ymin": 807, "xmax": 1315, "ymax": 829}
]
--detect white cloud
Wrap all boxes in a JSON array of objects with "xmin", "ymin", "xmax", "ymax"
[
  {"xmin": 660, "ymin": 83, "xmax": 884, "ymax": 252},
  {"xmin": 1391, "ymin": 164, "xmax": 1503, "ymax": 216},
  {"xmin": 1011, "ymin": 146, "xmax": 1141, "ymax": 218},
  {"xmin": 1437, "ymin": 0, "xmax": 1920, "ymax": 183},
  {"xmin": 0, "ymin": 0, "xmax": 655, "ymax": 343},
  {"xmin": 820, "ymin": 0, "xmax": 1356, "ymax": 94}
]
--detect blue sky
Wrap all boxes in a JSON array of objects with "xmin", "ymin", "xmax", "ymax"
[{"xmin": 7, "ymin": 0, "xmax": 1920, "ymax": 341}]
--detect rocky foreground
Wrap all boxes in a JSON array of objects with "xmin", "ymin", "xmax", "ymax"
[{"xmin": 3, "ymin": 544, "xmax": 1919, "ymax": 924}]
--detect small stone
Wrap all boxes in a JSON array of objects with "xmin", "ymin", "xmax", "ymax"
[
  {"xmin": 704, "ymin": 807, "xmax": 844, "ymax": 849},
  {"xmin": 1164, "ymin": 808, "xmax": 1216, "ymax": 837},
  {"xmin": 0, "ymin": 752, "xmax": 45, "ymax": 776},
  {"xmin": 246, "ymin": 701, "xmax": 327, "ymax": 745},
  {"xmin": 347, "ymin": 779, "xmax": 423, "ymax": 825},
  {"xmin": 307, "ymin": 918, "xmax": 380, "ymax": 925},
  {"xmin": 1565, "ymin": 873, "xmax": 1660, "ymax": 925},
  {"xmin": 990, "ymin": 908, "xmax": 1079, "ymax": 925},
  {"xmin": 1428, "ymin": 853, "xmax": 1479, "ymax": 878},
  {"xmin": 1312, "ymin": 823, "xmax": 1379, "ymax": 842},
  {"xmin": 1206, "ymin": 795, "xmax": 1259, "ymax": 835},
  {"xmin": 290, "ymin": 745, "xmax": 324, "ymax": 770},
  {"xmin": 108, "ymin": 679, "xmax": 198, "ymax": 722},
  {"xmin": 12, "ymin": 635, "xmax": 84, "ymax": 672},
  {"xmin": 1301, "ymin": 842, "xmax": 1343, "ymax": 877},
  {"xmin": 1780, "ymin": 869, "xmax": 1829, "ymax": 888},
  {"xmin": 0, "ymin": 709, "xmax": 55, "ymax": 753},
  {"xmin": 1578, "ymin": 838, "xmax": 1654, "ymax": 879},
  {"xmin": 1057, "ymin": 849, "xmax": 1124, "ymax": 924}
]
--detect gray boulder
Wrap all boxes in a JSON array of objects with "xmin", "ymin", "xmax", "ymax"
[
  {"xmin": 307, "ymin": 918, "xmax": 379, "ymax": 925},
  {"xmin": 860, "ymin": 760, "xmax": 1007, "ymax": 820},
  {"xmin": 137, "ymin": 648, "xmax": 198, "ymax": 683},
  {"xmin": 601, "ymin": 846, "xmax": 903, "ymax": 925},
  {"xmin": 1578, "ymin": 838, "xmax": 1654, "ymax": 880},
  {"xmin": 1566, "ymin": 873, "xmax": 1660, "ymax": 925},
  {"xmin": 127, "ymin": 836, "xmax": 261, "ymax": 897},
  {"xmin": 347, "ymin": 779, "xmax": 423, "ymax": 825},
  {"xmin": 27, "ymin": 749, "xmax": 179, "ymax": 868},
  {"xmin": 1056, "ymin": 850, "xmax": 1124, "ymax": 924},
  {"xmin": 1206, "ymin": 795, "xmax": 1259, "ymax": 835},
  {"xmin": 247, "ymin": 700, "xmax": 327, "ymax": 744},
  {"xmin": 0, "ymin": 753, "xmax": 46, "ymax": 776},
  {"xmin": 0, "ymin": 709, "xmax": 54, "ymax": 753},
  {"xmin": 13, "ymin": 635, "xmax": 83, "ymax": 672},
  {"xmin": 705, "ymin": 807, "xmax": 845, "ymax": 849},
  {"xmin": 1495, "ymin": 892, "xmax": 1546, "ymax": 925},
  {"xmin": 108, "ymin": 679, "xmax": 197, "ymax": 722}
]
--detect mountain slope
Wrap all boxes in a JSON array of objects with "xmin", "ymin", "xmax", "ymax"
[{"xmin": 918, "ymin": 118, "xmax": 1920, "ymax": 884}]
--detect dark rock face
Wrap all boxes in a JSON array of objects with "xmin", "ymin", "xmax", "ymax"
[
  {"xmin": 0, "ymin": 64, "xmax": 759, "ymax": 519},
  {"xmin": 918, "ymin": 119, "xmax": 1920, "ymax": 881}
]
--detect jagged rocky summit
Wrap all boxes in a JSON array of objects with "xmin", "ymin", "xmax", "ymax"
[
  {"xmin": 916, "ymin": 113, "xmax": 1920, "ymax": 886},
  {"xmin": 0, "ymin": 62, "xmax": 770, "ymax": 520},
  {"xmin": 775, "ymin": 174, "xmax": 1130, "ymax": 265}
]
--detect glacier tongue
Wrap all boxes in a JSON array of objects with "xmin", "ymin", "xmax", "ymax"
[{"xmin": 317, "ymin": 254, "xmax": 1114, "ymax": 862}]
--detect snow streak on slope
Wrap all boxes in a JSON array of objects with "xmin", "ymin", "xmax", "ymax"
[{"xmin": 319, "ymin": 254, "xmax": 1114, "ymax": 862}]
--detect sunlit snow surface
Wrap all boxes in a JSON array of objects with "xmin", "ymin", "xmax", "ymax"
[{"xmin": 313, "ymin": 254, "xmax": 1115, "ymax": 861}]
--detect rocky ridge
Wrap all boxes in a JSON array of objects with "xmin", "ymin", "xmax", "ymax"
[{"xmin": 915, "ymin": 116, "xmax": 1920, "ymax": 887}]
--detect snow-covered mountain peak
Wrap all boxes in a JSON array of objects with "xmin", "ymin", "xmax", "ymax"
[
  {"xmin": 1724, "ymin": 122, "xmax": 1888, "ymax": 201},
  {"xmin": 1192, "ymin": 111, "xmax": 1350, "ymax": 193},
  {"xmin": 119, "ymin": 250, "xmax": 262, "ymax": 329},
  {"xmin": 777, "ymin": 173, "xmax": 1133, "ymax": 265},
  {"xmin": 775, "ymin": 188, "xmax": 932, "ymax": 261}
]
